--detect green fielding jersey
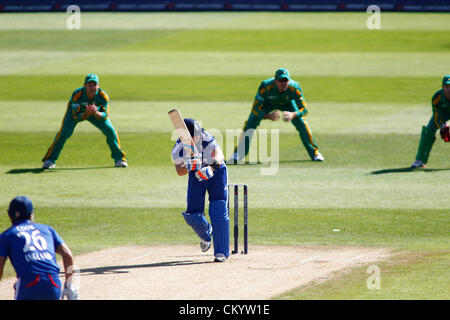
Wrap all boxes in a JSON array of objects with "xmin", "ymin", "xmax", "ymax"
[
  {"xmin": 431, "ymin": 89, "xmax": 450, "ymax": 128},
  {"xmin": 252, "ymin": 77, "xmax": 308, "ymax": 117},
  {"xmin": 69, "ymin": 87, "xmax": 110, "ymax": 122}
]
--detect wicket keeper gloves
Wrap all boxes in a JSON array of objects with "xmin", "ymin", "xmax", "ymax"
[
  {"xmin": 184, "ymin": 156, "xmax": 202, "ymax": 171},
  {"xmin": 61, "ymin": 282, "xmax": 79, "ymax": 300},
  {"xmin": 440, "ymin": 124, "xmax": 450, "ymax": 142},
  {"xmin": 195, "ymin": 166, "xmax": 214, "ymax": 181}
]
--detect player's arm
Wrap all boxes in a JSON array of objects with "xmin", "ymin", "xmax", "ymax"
[
  {"xmin": 0, "ymin": 234, "xmax": 7, "ymax": 281},
  {"xmin": 56, "ymin": 243, "xmax": 79, "ymax": 300},
  {"xmin": 253, "ymin": 82, "xmax": 277, "ymax": 120},
  {"xmin": 69, "ymin": 90, "xmax": 90, "ymax": 121},
  {"xmin": 0, "ymin": 256, "xmax": 6, "ymax": 281},
  {"xmin": 211, "ymin": 146, "xmax": 224, "ymax": 167},
  {"xmin": 56, "ymin": 243, "xmax": 75, "ymax": 282},
  {"xmin": 175, "ymin": 163, "xmax": 189, "ymax": 176},
  {"xmin": 433, "ymin": 103, "xmax": 445, "ymax": 129},
  {"xmin": 172, "ymin": 143, "xmax": 190, "ymax": 176},
  {"xmin": 91, "ymin": 89, "xmax": 110, "ymax": 121},
  {"xmin": 283, "ymin": 86, "xmax": 308, "ymax": 122}
]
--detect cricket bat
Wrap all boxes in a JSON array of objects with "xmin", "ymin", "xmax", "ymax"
[{"xmin": 168, "ymin": 108, "xmax": 199, "ymax": 157}]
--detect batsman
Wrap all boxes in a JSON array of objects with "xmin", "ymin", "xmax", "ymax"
[
  {"xmin": 411, "ymin": 75, "xmax": 450, "ymax": 169},
  {"xmin": 229, "ymin": 68, "xmax": 324, "ymax": 163},
  {"xmin": 171, "ymin": 117, "xmax": 229, "ymax": 262}
]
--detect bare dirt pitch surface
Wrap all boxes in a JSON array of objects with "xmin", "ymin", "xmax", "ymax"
[{"xmin": 0, "ymin": 245, "xmax": 392, "ymax": 300}]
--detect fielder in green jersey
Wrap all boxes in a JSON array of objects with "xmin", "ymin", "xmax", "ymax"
[
  {"xmin": 229, "ymin": 68, "xmax": 324, "ymax": 163},
  {"xmin": 411, "ymin": 75, "xmax": 450, "ymax": 169},
  {"xmin": 42, "ymin": 74, "xmax": 127, "ymax": 169}
]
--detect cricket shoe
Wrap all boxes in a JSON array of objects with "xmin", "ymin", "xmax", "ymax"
[
  {"xmin": 313, "ymin": 152, "xmax": 325, "ymax": 162},
  {"xmin": 200, "ymin": 225, "xmax": 213, "ymax": 252},
  {"xmin": 115, "ymin": 160, "xmax": 128, "ymax": 168},
  {"xmin": 200, "ymin": 239, "xmax": 211, "ymax": 252},
  {"xmin": 411, "ymin": 160, "xmax": 426, "ymax": 169},
  {"xmin": 214, "ymin": 253, "xmax": 227, "ymax": 263},
  {"xmin": 42, "ymin": 160, "xmax": 55, "ymax": 169}
]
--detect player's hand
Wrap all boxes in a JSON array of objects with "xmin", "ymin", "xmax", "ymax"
[
  {"xmin": 184, "ymin": 156, "xmax": 202, "ymax": 171},
  {"xmin": 440, "ymin": 123, "xmax": 450, "ymax": 142},
  {"xmin": 85, "ymin": 104, "xmax": 97, "ymax": 115},
  {"xmin": 266, "ymin": 111, "xmax": 280, "ymax": 121},
  {"xmin": 282, "ymin": 111, "xmax": 294, "ymax": 122},
  {"xmin": 61, "ymin": 282, "xmax": 79, "ymax": 300},
  {"xmin": 195, "ymin": 166, "xmax": 214, "ymax": 181}
]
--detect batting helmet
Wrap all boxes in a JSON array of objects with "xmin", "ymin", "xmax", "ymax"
[
  {"xmin": 184, "ymin": 118, "xmax": 203, "ymax": 138},
  {"xmin": 8, "ymin": 196, "xmax": 34, "ymax": 222}
]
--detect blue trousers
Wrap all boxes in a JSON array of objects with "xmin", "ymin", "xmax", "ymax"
[
  {"xmin": 15, "ymin": 273, "xmax": 61, "ymax": 300},
  {"xmin": 187, "ymin": 165, "xmax": 228, "ymax": 213},
  {"xmin": 184, "ymin": 165, "xmax": 229, "ymax": 257}
]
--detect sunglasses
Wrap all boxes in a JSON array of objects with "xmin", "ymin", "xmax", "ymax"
[{"xmin": 278, "ymin": 78, "xmax": 289, "ymax": 83}]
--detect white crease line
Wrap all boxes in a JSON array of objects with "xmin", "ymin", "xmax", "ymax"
[
  {"xmin": 128, "ymin": 252, "xmax": 153, "ymax": 262},
  {"xmin": 301, "ymin": 255, "xmax": 321, "ymax": 263},
  {"xmin": 346, "ymin": 255, "xmax": 365, "ymax": 262},
  {"xmin": 346, "ymin": 249, "xmax": 390, "ymax": 262}
]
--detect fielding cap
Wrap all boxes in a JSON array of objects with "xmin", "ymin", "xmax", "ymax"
[
  {"xmin": 8, "ymin": 196, "xmax": 34, "ymax": 221},
  {"xmin": 442, "ymin": 75, "xmax": 450, "ymax": 86},
  {"xmin": 275, "ymin": 68, "xmax": 290, "ymax": 81},
  {"xmin": 84, "ymin": 73, "xmax": 99, "ymax": 84}
]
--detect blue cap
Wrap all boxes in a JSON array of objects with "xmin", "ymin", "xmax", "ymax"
[
  {"xmin": 84, "ymin": 73, "xmax": 99, "ymax": 84},
  {"xmin": 8, "ymin": 196, "xmax": 34, "ymax": 221},
  {"xmin": 275, "ymin": 68, "xmax": 290, "ymax": 80}
]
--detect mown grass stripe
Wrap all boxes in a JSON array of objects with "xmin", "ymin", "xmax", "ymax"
[
  {"xmin": 0, "ymin": 75, "xmax": 439, "ymax": 103},
  {"xmin": 1, "ymin": 29, "xmax": 448, "ymax": 52}
]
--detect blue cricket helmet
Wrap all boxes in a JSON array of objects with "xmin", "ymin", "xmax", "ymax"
[
  {"xmin": 184, "ymin": 118, "xmax": 203, "ymax": 137},
  {"xmin": 8, "ymin": 196, "xmax": 34, "ymax": 221}
]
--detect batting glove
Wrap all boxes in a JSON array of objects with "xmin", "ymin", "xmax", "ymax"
[
  {"xmin": 195, "ymin": 166, "xmax": 214, "ymax": 181},
  {"xmin": 440, "ymin": 124, "xmax": 450, "ymax": 142},
  {"xmin": 61, "ymin": 282, "xmax": 79, "ymax": 300},
  {"xmin": 184, "ymin": 156, "xmax": 202, "ymax": 171}
]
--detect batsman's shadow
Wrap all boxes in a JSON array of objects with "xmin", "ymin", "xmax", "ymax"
[
  {"xmin": 77, "ymin": 260, "xmax": 213, "ymax": 276},
  {"xmin": 370, "ymin": 167, "xmax": 450, "ymax": 175}
]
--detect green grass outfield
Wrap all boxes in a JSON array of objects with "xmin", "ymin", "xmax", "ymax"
[{"xmin": 0, "ymin": 12, "xmax": 449, "ymax": 300}]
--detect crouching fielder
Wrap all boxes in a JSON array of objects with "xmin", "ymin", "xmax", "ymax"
[
  {"xmin": 411, "ymin": 75, "xmax": 450, "ymax": 169},
  {"xmin": 171, "ymin": 118, "xmax": 229, "ymax": 262}
]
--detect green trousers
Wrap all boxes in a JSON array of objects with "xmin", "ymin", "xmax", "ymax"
[
  {"xmin": 42, "ymin": 109, "xmax": 126, "ymax": 164},
  {"xmin": 415, "ymin": 115, "xmax": 449, "ymax": 164},
  {"xmin": 236, "ymin": 104, "xmax": 319, "ymax": 160}
]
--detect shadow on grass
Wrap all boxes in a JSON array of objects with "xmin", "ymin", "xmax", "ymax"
[
  {"xmin": 6, "ymin": 166, "xmax": 114, "ymax": 174},
  {"xmin": 370, "ymin": 167, "xmax": 450, "ymax": 175},
  {"xmin": 77, "ymin": 260, "xmax": 213, "ymax": 275},
  {"xmin": 226, "ymin": 159, "xmax": 311, "ymax": 165},
  {"xmin": 278, "ymin": 159, "xmax": 314, "ymax": 164}
]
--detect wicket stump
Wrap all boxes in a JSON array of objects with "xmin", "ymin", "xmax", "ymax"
[{"xmin": 227, "ymin": 183, "xmax": 248, "ymax": 254}]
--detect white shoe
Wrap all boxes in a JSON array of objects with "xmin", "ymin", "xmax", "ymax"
[
  {"xmin": 200, "ymin": 225, "xmax": 212, "ymax": 252},
  {"xmin": 214, "ymin": 253, "xmax": 227, "ymax": 263},
  {"xmin": 411, "ymin": 159, "xmax": 426, "ymax": 169},
  {"xmin": 115, "ymin": 160, "xmax": 128, "ymax": 167},
  {"xmin": 42, "ymin": 160, "xmax": 55, "ymax": 169},
  {"xmin": 313, "ymin": 152, "xmax": 324, "ymax": 162},
  {"xmin": 200, "ymin": 239, "xmax": 211, "ymax": 252}
]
